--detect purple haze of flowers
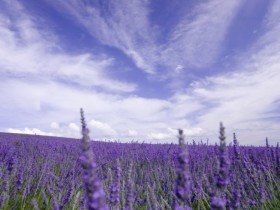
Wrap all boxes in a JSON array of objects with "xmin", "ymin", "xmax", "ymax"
[
  {"xmin": 211, "ymin": 123, "xmax": 230, "ymax": 210},
  {"xmin": 174, "ymin": 129, "xmax": 193, "ymax": 210},
  {"xmin": 80, "ymin": 108, "xmax": 109, "ymax": 210}
]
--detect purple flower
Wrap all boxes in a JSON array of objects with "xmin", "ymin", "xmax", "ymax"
[
  {"xmin": 266, "ymin": 137, "xmax": 269, "ymax": 148},
  {"xmin": 125, "ymin": 162, "xmax": 134, "ymax": 210},
  {"xmin": 211, "ymin": 123, "xmax": 230, "ymax": 210},
  {"xmin": 211, "ymin": 197, "xmax": 226, "ymax": 210},
  {"xmin": 230, "ymin": 181, "xmax": 241, "ymax": 209},
  {"xmin": 60, "ymin": 182, "xmax": 74, "ymax": 209},
  {"xmin": 80, "ymin": 108, "xmax": 109, "ymax": 210},
  {"xmin": 2, "ymin": 171, "xmax": 9, "ymax": 192},
  {"xmin": 16, "ymin": 168, "xmax": 24, "ymax": 190},
  {"xmin": 174, "ymin": 129, "xmax": 192, "ymax": 210},
  {"xmin": 276, "ymin": 142, "xmax": 280, "ymax": 177},
  {"xmin": 47, "ymin": 185, "xmax": 59, "ymax": 210},
  {"xmin": 217, "ymin": 123, "xmax": 230, "ymax": 189},
  {"xmin": 0, "ymin": 163, "xmax": 3, "ymax": 180},
  {"xmin": 233, "ymin": 133, "xmax": 240, "ymax": 160},
  {"xmin": 110, "ymin": 159, "xmax": 121, "ymax": 209},
  {"xmin": 7, "ymin": 155, "xmax": 16, "ymax": 173}
]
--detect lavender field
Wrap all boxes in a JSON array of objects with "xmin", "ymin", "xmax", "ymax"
[
  {"xmin": 0, "ymin": 110, "xmax": 279, "ymax": 210},
  {"xmin": 1, "ymin": 0, "xmax": 280, "ymax": 209}
]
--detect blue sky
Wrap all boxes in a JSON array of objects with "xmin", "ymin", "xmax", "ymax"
[{"xmin": 0, "ymin": 0, "xmax": 280, "ymax": 145}]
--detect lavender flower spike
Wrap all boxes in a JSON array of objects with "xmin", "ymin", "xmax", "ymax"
[
  {"xmin": 233, "ymin": 133, "xmax": 240, "ymax": 160},
  {"xmin": 174, "ymin": 129, "xmax": 193, "ymax": 210},
  {"xmin": 217, "ymin": 123, "xmax": 230, "ymax": 189},
  {"xmin": 125, "ymin": 162, "xmax": 134, "ymax": 210},
  {"xmin": 211, "ymin": 122, "xmax": 230, "ymax": 210},
  {"xmin": 80, "ymin": 108, "xmax": 109, "ymax": 210},
  {"xmin": 110, "ymin": 159, "xmax": 121, "ymax": 210}
]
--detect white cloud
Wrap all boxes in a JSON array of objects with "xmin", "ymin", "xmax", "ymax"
[
  {"xmin": 69, "ymin": 123, "xmax": 80, "ymax": 132},
  {"xmin": 0, "ymin": 0, "xmax": 136, "ymax": 93},
  {"xmin": 175, "ymin": 65, "xmax": 183, "ymax": 73},
  {"xmin": 128, "ymin": 129, "xmax": 138, "ymax": 137},
  {"xmin": 88, "ymin": 120, "xmax": 118, "ymax": 137},
  {"xmin": 45, "ymin": 0, "xmax": 157, "ymax": 74},
  {"xmin": 183, "ymin": 30, "xmax": 280, "ymax": 144},
  {"xmin": 6, "ymin": 128, "xmax": 57, "ymax": 136},
  {"xmin": 162, "ymin": 0, "xmax": 243, "ymax": 72},
  {"xmin": 50, "ymin": 122, "xmax": 60, "ymax": 130},
  {"xmin": 2, "ymin": 66, "xmax": 279, "ymax": 145},
  {"xmin": 147, "ymin": 127, "xmax": 204, "ymax": 143},
  {"xmin": 45, "ymin": 0, "xmax": 244, "ymax": 77},
  {"xmin": 147, "ymin": 132, "xmax": 171, "ymax": 141},
  {"xmin": 167, "ymin": 127, "xmax": 204, "ymax": 137}
]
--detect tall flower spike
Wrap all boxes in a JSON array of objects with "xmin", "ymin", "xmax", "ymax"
[
  {"xmin": 233, "ymin": 133, "xmax": 240, "ymax": 160},
  {"xmin": 174, "ymin": 129, "xmax": 192, "ymax": 210},
  {"xmin": 276, "ymin": 142, "xmax": 280, "ymax": 177},
  {"xmin": 125, "ymin": 162, "xmax": 134, "ymax": 210},
  {"xmin": 110, "ymin": 159, "xmax": 121, "ymax": 210},
  {"xmin": 217, "ymin": 123, "xmax": 229, "ymax": 189},
  {"xmin": 266, "ymin": 137, "xmax": 269, "ymax": 148},
  {"xmin": 79, "ymin": 108, "xmax": 109, "ymax": 210},
  {"xmin": 211, "ymin": 122, "xmax": 230, "ymax": 210}
]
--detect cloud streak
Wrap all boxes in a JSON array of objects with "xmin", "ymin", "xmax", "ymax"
[
  {"xmin": 0, "ymin": 0, "xmax": 136, "ymax": 93},
  {"xmin": 45, "ymin": 0, "xmax": 243, "ymax": 78},
  {"xmin": 162, "ymin": 0, "xmax": 243, "ymax": 70},
  {"xmin": 46, "ymin": 0, "xmax": 158, "ymax": 74}
]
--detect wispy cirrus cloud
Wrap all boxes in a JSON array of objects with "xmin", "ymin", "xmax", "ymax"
[
  {"xmin": 45, "ymin": 0, "xmax": 243, "ymax": 79},
  {"xmin": 162, "ymin": 0, "xmax": 243, "ymax": 72},
  {"xmin": 45, "ymin": 0, "xmax": 158, "ymax": 74},
  {"xmin": 0, "ymin": 0, "xmax": 136, "ymax": 93}
]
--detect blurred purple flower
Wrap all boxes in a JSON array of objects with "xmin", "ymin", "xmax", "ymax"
[
  {"xmin": 60, "ymin": 182, "xmax": 74, "ymax": 209},
  {"xmin": 211, "ymin": 123, "xmax": 230, "ymax": 210},
  {"xmin": 80, "ymin": 108, "xmax": 109, "ymax": 210},
  {"xmin": 233, "ymin": 133, "xmax": 240, "ymax": 160},
  {"xmin": 7, "ymin": 155, "xmax": 16, "ymax": 173},
  {"xmin": 174, "ymin": 129, "xmax": 193, "ymax": 210},
  {"xmin": 16, "ymin": 168, "xmax": 24, "ymax": 190},
  {"xmin": 125, "ymin": 162, "xmax": 134, "ymax": 210},
  {"xmin": 211, "ymin": 196, "xmax": 226, "ymax": 210},
  {"xmin": 110, "ymin": 159, "xmax": 121, "ymax": 209}
]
